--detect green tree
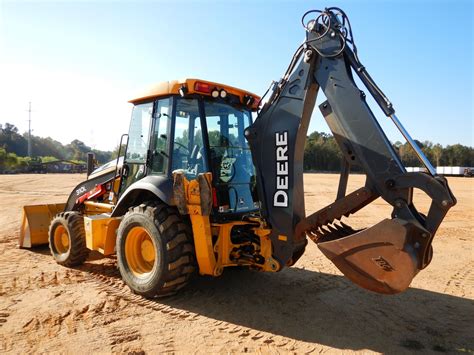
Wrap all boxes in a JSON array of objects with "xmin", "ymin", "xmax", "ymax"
[
  {"xmin": 0, "ymin": 123, "xmax": 28, "ymax": 156},
  {"xmin": 0, "ymin": 147, "xmax": 6, "ymax": 171},
  {"xmin": 111, "ymin": 144, "xmax": 127, "ymax": 159},
  {"xmin": 432, "ymin": 144, "xmax": 443, "ymax": 166}
]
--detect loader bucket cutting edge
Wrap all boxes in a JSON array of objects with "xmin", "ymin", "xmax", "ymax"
[
  {"xmin": 317, "ymin": 218, "xmax": 420, "ymax": 295},
  {"xmin": 19, "ymin": 203, "xmax": 66, "ymax": 248}
]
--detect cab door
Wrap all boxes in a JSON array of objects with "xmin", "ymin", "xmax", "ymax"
[
  {"xmin": 170, "ymin": 98, "xmax": 207, "ymax": 178},
  {"xmin": 149, "ymin": 98, "xmax": 172, "ymax": 175},
  {"xmin": 121, "ymin": 102, "xmax": 153, "ymax": 194}
]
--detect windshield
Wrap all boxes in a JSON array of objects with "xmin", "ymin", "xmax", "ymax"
[{"xmin": 204, "ymin": 101, "xmax": 257, "ymax": 214}]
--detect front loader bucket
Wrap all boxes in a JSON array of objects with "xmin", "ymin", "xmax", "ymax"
[
  {"xmin": 19, "ymin": 203, "xmax": 66, "ymax": 248},
  {"xmin": 317, "ymin": 218, "xmax": 420, "ymax": 294}
]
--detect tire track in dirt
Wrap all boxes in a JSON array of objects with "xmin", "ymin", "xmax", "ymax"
[
  {"xmin": 0, "ymin": 311, "xmax": 9, "ymax": 328},
  {"xmin": 108, "ymin": 326, "xmax": 142, "ymax": 347},
  {"xmin": 4, "ymin": 249, "xmax": 471, "ymax": 353},
  {"xmin": 80, "ymin": 266, "xmax": 308, "ymax": 351},
  {"xmin": 1, "ymin": 267, "xmax": 132, "ymax": 352},
  {"xmin": 0, "ymin": 269, "xmax": 87, "ymax": 297},
  {"xmin": 444, "ymin": 261, "xmax": 474, "ymax": 298},
  {"xmin": 78, "ymin": 259, "xmax": 343, "ymax": 353},
  {"xmin": 1, "ymin": 254, "xmax": 422, "ymax": 353},
  {"xmin": 86, "ymin": 270, "xmax": 200, "ymax": 321},
  {"xmin": 4, "ymin": 242, "xmax": 471, "ymax": 354}
]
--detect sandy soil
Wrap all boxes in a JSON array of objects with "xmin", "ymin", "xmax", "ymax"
[{"xmin": 0, "ymin": 173, "xmax": 472, "ymax": 354}]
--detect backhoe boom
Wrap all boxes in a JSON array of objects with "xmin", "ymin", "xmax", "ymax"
[{"xmin": 246, "ymin": 7, "xmax": 456, "ymax": 294}]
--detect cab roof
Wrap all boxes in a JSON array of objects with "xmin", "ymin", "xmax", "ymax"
[{"xmin": 128, "ymin": 78, "xmax": 261, "ymax": 111}]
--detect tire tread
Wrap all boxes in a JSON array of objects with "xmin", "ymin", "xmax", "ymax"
[
  {"xmin": 48, "ymin": 211, "xmax": 89, "ymax": 267},
  {"xmin": 117, "ymin": 201, "xmax": 196, "ymax": 298}
]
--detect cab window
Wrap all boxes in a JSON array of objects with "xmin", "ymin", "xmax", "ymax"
[
  {"xmin": 126, "ymin": 102, "xmax": 152, "ymax": 163},
  {"xmin": 204, "ymin": 101, "xmax": 253, "ymax": 184},
  {"xmin": 172, "ymin": 98, "xmax": 206, "ymax": 178},
  {"xmin": 204, "ymin": 101, "xmax": 257, "ymax": 213},
  {"xmin": 150, "ymin": 98, "xmax": 171, "ymax": 174}
]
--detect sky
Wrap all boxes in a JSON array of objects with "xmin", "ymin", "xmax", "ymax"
[{"xmin": 0, "ymin": 0, "xmax": 472, "ymax": 151}]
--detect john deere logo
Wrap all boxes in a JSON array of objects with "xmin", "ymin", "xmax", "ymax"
[
  {"xmin": 220, "ymin": 157, "xmax": 236, "ymax": 183},
  {"xmin": 372, "ymin": 256, "xmax": 395, "ymax": 272}
]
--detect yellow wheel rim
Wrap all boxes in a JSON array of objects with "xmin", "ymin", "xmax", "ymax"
[
  {"xmin": 53, "ymin": 225, "xmax": 70, "ymax": 254},
  {"xmin": 124, "ymin": 226, "xmax": 156, "ymax": 277}
]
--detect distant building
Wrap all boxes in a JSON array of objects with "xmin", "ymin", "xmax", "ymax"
[
  {"xmin": 406, "ymin": 166, "xmax": 474, "ymax": 177},
  {"xmin": 41, "ymin": 160, "xmax": 86, "ymax": 173}
]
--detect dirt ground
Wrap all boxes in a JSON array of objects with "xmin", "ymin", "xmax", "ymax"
[{"xmin": 0, "ymin": 173, "xmax": 472, "ymax": 354}]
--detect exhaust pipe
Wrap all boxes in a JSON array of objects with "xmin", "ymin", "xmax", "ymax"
[{"xmin": 87, "ymin": 152, "xmax": 95, "ymax": 177}]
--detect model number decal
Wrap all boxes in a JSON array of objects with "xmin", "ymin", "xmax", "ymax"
[
  {"xmin": 76, "ymin": 186, "xmax": 87, "ymax": 196},
  {"xmin": 273, "ymin": 131, "xmax": 289, "ymax": 207}
]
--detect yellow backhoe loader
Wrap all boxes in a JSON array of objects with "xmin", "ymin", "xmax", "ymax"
[{"xmin": 20, "ymin": 7, "xmax": 456, "ymax": 297}]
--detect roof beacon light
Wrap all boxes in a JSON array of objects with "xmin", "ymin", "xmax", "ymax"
[
  {"xmin": 194, "ymin": 81, "xmax": 211, "ymax": 94},
  {"xmin": 219, "ymin": 89, "xmax": 227, "ymax": 99},
  {"xmin": 211, "ymin": 89, "xmax": 220, "ymax": 98}
]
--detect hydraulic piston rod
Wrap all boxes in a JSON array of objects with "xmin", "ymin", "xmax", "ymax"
[{"xmin": 389, "ymin": 113, "xmax": 437, "ymax": 176}]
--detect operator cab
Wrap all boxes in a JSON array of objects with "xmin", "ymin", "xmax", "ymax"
[{"xmin": 122, "ymin": 79, "xmax": 261, "ymax": 218}]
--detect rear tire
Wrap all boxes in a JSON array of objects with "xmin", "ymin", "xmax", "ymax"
[
  {"xmin": 117, "ymin": 202, "xmax": 196, "ymax": 298},
  {"xmin": 48, "ymin": 212, "xmax": 89, "ymax": 266}
]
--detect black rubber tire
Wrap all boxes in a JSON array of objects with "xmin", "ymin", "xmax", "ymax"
[
  {"xmin": 48, "ymin": 212, "xmax": 89, "ymax": 267},
  {"xmin": 116, "ymin": 202, "xmax": 196, "ymax": 298}
]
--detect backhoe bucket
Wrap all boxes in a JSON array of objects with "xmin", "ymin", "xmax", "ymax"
[
  {"xmin": 317, "ymin": 218, "xmax": 420, "ymax": 295},
  {"xmin": 19, "ymin": 203, "xmax": 66, "ymax": 248}
]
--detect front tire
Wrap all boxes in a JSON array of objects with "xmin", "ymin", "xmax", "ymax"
[
  {"xmin": 117, "ymin": 202, "xmax": 195, "ymax": 298},
  {"xmin": 48, "ymin": 212, "xmax": 89, "ymax": 266}
]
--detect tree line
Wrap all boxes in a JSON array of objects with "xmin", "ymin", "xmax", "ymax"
[
  {"xmin": 303, "ymin": 131, "xmax": 473, "ymax": 171},
  {"xmin": 1, "ymin": 122, "xmax": 472, "ymax": 173},
  {"xmin": 0, "ymin": 123, "xmax": 114, "ymax": 172}
]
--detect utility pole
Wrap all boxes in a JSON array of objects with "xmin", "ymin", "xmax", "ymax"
[{"xmin": 28, "ymin": 102, "xmax": 32, "ymax": 157}]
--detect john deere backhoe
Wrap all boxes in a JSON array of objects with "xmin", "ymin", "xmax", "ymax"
[{"xmin": 20, "ymin": 7, "xmax": 456, "ymax": 297}]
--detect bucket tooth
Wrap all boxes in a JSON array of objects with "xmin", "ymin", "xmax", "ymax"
[
  {"xmin": 316, "ymin": 227, "xmax": 326, "ymax": 238},
  {"xmin": 327, "ymin": 224, "xmax": 339, "ymax": 233},
  {"xmin": 333, "ymin": 223, "xmax": 348, "ymax": 237},
  {"xmin": 340, "ymin": 221, "xmax": 355, "ymax": 231}
]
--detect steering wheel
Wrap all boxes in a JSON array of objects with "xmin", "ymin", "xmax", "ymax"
[{"xmin": 174, "ymin": 141, "xmax": 189, "ymax": 154}]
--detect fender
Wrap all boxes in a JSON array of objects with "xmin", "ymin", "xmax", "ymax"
[{"xmin": 111, "ymin": 175, "xmax": 175, "ymax": 217}]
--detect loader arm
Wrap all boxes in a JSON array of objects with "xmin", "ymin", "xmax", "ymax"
[{"xmin": 246, "ymin": 7, "xmax": 456, "ymax": 294}]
